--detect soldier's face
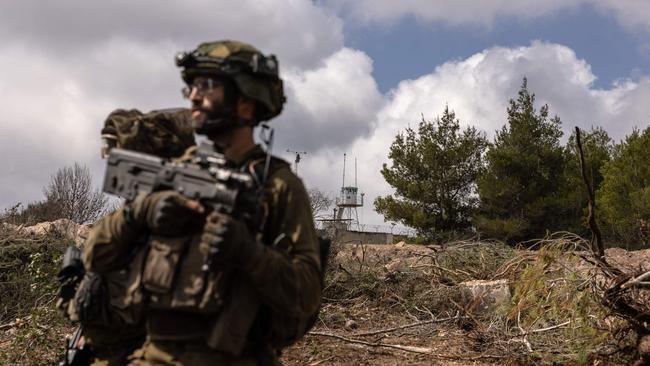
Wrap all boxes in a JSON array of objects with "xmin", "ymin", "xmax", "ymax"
[{"xmin": 188, "ymin": 77, "xmax": 226, "ymax": 124}]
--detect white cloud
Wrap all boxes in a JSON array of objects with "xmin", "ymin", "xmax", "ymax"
[
  {"xmin": 323, "ymin": 0, "xmax": 650, "ymax": 32},
  {"xmin": 0, "ymin": 0, "xmax": 346, "ymax": 209},
  {"xmin": 0, "ymin": 44, "xmax": 113, "ymax": 206},
  {"xmin": 275, "ymin": 48, "xmax": 384, "ymax": 152},
  {"xmin": 297, "ymin": 41, "xmax": 650, "ymax": 228},
  {"xmin": 323, "ymin": 0, "xmax": 580, "ymax": 26},
  {"xmin": 595, "ymin": 0, "xmax": 650, "ymax": 33},
  {"xmin": 0, "ymin": 0, "xmax": 343, "ymax": 70}
]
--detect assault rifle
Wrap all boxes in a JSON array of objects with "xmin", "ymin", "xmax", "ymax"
[{"xmin": 103, "ymin": 141, "xmax": 259, "ymax": 220}]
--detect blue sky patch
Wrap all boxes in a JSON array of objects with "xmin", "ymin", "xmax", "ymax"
[{"xmin": 344, "ymin": 3, "xmax": 649, "ymax": 93}]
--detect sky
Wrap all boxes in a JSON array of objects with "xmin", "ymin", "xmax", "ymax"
[{"xmin": 1, "ymin": 0, "xmax": 649, "ymax": 232}]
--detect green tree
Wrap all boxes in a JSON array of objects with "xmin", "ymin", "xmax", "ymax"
[
  {"xmin": 560, "ymin": 127, "xmax": 613, "ymax": 236},
  {"xmin": 476, "ymin": 78, "xmax": 566, "ymax": 242},
  {"xmin": 598, "ymin": 127, "xmax": 650, "ymax": 246},
  {"xmin": 375, "ymin": 106, "xmax": 488, "ymax": 240}
]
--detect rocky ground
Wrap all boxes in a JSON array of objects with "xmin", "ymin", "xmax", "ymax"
[
  {"xmin": 282, "ymin": 243, "xmax": 503, "ymax": 365},
  {"xmin": 282, "ymin": 241, "xmax": 650, "ymax": 365}
]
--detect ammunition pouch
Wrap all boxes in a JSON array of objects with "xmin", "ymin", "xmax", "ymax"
[
  {"xmin": 75, "ymin": 272, "xmax": 108, "ymax": 325},
  {"xmin": 66, "ymin": 241, "xmax": 147, "ymax": 330},
  {"xmin": 142, "ymin": 235, "xmax": 225, "ymax": 315},
  {"xmin": 71, "ymin": 266, "xmax": 146, "ymax": 328}
]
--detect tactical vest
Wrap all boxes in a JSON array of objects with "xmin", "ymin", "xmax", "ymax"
[{"xmin": 122, "ymin": 149, "xmax": 293, "ymax": 354}]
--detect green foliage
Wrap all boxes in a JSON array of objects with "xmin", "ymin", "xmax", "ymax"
[
  {"xmin": 507, "ymin": 244, "xmax": 610, "ymax": 364},
  {"xmin": 1, "ymin": 200, "xmax": 63, "ymax": 226},
  {"xmin": 0, "ymin": 230, "xmax": 66, "ymax": 322},
  {"xmin": 433, "ymin": 242, "xmax": 516, "ymax": 284},
  {"xmin": 560, "ymin": 127, "xmax": 613, "ymax": 236},
  {"xmin": 375, "ymin": 106, "xmax": 488, "ymax": 241},
  {"xmin": 476, "ymin": 78, "xmax": 566, "ymax": 242},
  {"xmin": 323, "ymin": 242, "xmax": 512, "ymax": 317},
  {"xmin": 0, "ymin": 225, "xmax": 70, "ymax": 365},
  {"xmin": 598, "ymin": 127, "xmax": 650, "ymax": 246}
]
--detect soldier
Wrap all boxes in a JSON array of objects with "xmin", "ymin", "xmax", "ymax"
[
  {"xmin": 58, "ymin": 108, "xmax": 197, "ymax": 366},
  {"xmin": 83, "ymin": 40, "xmax": 323, "ymax": 365}
]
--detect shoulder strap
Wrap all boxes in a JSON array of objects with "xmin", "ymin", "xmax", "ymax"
[{"xmin": 246, "ymin": 154, "xmax": 290, "ymax": 187}]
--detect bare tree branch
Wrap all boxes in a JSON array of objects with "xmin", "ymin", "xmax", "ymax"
[
  {"xmin": 308, "ymin": 188, "xmax": 333, "ymax": 220},
  {"xmin": 43, "ymin": 162, "xmax": 108, "ymax": 224}
]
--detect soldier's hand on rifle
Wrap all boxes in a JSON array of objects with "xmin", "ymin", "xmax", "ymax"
[
  {"xmin": 199, "ymin": 211, "xmax": 264, "ymax": 270},
  {"xmin": 130, "ymin": 191, "xmax": 204, "ymax": 235}
]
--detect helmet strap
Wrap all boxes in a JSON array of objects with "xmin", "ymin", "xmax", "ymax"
[{"xmin": 259, "ymin": 123, "xmax": 274, "ymax": 184}]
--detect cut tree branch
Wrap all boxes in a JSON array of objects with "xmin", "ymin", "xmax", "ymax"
[
  {"xmin": 621, "ymin": 270, "xmax": 650, "ymax": 289},
  {"xmin": 308, "ymin": 331, "xmax": 504, "ymax": 360},
  {"xmin": 351, "ymin": 315, "xmax": 463, "ymax": 337}
]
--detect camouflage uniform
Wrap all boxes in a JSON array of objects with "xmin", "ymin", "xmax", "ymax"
[
  {"xmin": 101, "ymin": 107, "xmax": 196, "ymax": 159},
  {"xmin": 82, "ymin": 41, "xmax": 322, "ymax": 365},
  {"xmin": 62, "ymin": 108, "xmax": 196, "ymax": 366}
]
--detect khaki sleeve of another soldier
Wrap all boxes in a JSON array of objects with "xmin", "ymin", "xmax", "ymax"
[
  {"xmin": 83, "ymin": 207, "xmax": 141, "ymax": 273},
  {"xmin": 246, "ymin": 167, "xmax": 322, "ymax": 317}
]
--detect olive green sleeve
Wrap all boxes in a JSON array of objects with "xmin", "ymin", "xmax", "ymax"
[
  {"xmin": 246, "ymin": 168, "xmax": 322, "ymax": 317},
  {"xmin": 83, "ymin": 207, "xmax": 141, "ymax": 273}
]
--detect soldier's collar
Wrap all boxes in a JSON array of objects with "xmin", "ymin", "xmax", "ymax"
[{"xmin": 228, "ymin": 144, "xmax": 266, "ymax": 167}]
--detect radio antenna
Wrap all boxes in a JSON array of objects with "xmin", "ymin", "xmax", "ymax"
[
  {"xmin": 342, "ymin": 153, "xmax": 346, "ymax": 187},
  {"xmin": 286, "ymin": 149, "xmax": 308, "ymax": 175}
]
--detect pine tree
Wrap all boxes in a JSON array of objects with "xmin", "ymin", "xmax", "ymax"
[
  {"xmin": 598, "ymin": 127, "xmax": 650, "ymax": 246},
  {"xmin": 561, "ymin": 127, "xmax": 613, "ymax": 236},
  {"xmin": 476, "ymin": 78, "xmax": 566, "ymax": 242},
  {"xmin": 375, "ymin": 106, "xmax": 488, "ymax": 241}
]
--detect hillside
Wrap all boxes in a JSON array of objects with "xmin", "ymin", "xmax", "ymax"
[{"xmin": 1, "ymin": 222, "xmax": 649, "ymax": 365}]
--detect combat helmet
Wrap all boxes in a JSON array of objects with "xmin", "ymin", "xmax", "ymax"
[{"xmin": 176, "ymin": 40, "xmax": 285, "ymax": 134}]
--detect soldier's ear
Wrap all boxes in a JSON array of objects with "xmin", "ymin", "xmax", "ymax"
[{"xmin": 237, "ymin": 96, "xmax": 256, "ymax": 121}]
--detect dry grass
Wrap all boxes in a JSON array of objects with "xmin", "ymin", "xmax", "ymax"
[
  {"xmin": 288, "ymin": 235, "xmax": 641, "ymax": 365},
  {"xmin": 0, "ymin": 225, "xmax": 645, "ymax": 365}
]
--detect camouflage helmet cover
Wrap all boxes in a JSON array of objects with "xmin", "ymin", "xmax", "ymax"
[{"xmin": 176, "ymin": 40, "xmax": 286, "ymax": 122}]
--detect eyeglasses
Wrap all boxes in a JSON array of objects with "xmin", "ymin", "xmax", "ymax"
[{"xmin": 181, "ymin": 78, "xmax": 221, "ymax": 99}]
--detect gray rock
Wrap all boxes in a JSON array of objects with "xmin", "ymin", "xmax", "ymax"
[{"xmin": 459, "ymin": 279, "xmax": 511, "ymax": 314}]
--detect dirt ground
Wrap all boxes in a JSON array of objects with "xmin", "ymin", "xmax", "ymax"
[
  {"xmin": 280, "ymin": 243, "xmax": 650, "ymax": 366},
  {"xmin": 3, "ymin": 235, "xmax": 650, "ymax": 365},
  {"xmin": 282, "ymin": 243, "xmax": 506, "ymax": 366}
]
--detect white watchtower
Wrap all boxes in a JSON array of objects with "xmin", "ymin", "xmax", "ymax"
[{"xmin": 334, "ymin": 153, "xmax": 364, "ymax": 230}]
